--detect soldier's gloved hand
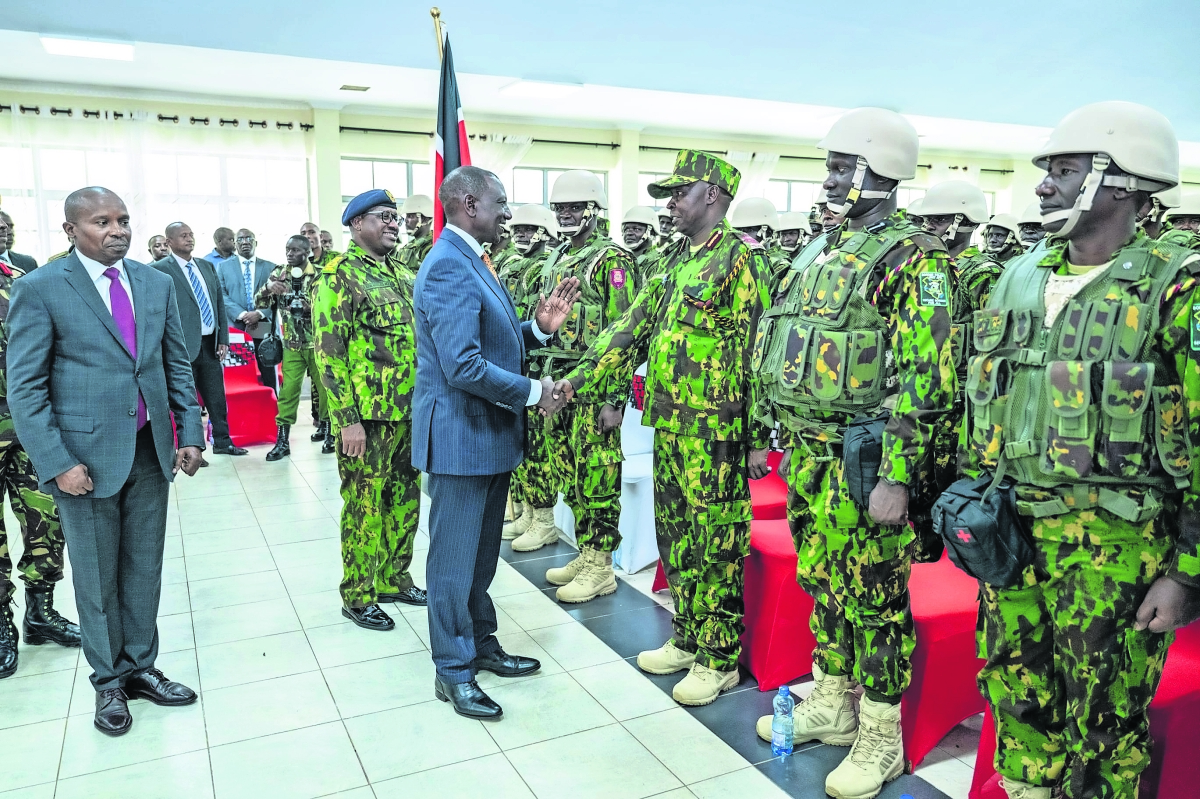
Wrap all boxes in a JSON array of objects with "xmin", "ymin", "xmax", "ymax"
[
  {"xmin": 1134, "ymin": 576, "xmax": 1200, "ymax": 633},
  {"xmin": 868, "ymin": 480, "xmax": 909, "ymax": 526},
  {"xmin": 599, "ymin": 403, "xmax": 623, "ymax": 433},
  {"xmin": 341, "ymin": 422, "xmax": 367, "ymax": 458},
  {"xmin": 748, "ymin": 448, "xmax": 771, "ymax": 480},
  {"xmin": 777, "ymin": 450, "xmax": 792, "ymax": 481}
]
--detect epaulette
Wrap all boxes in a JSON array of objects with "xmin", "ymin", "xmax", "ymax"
[
  {"xmin": 737, "ymin": 232, "xmax": 764, "ymax": 250},
  {"xmin": 704, "ymin": 228, "xmax": 725, "ymax": 251},
  {"xmin": 908, "ymin": 231, "xmax": 949, "ymax": 254},
  {"xmin": 321, "ymin": 254, "xmax": 347, "ymax": 274}
]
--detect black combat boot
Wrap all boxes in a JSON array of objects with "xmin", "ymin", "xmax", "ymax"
[
  {"xmin": 322, "ymin": 425, "xmax": 337, "ymax": 455},
  {"xmin": 310, "ymin": 419, "xmax": 328, "ymax": 442},
  {"xmin": 266, "ymin": 424, "xmax": 291, "ymax": 461},
  {"xmin": 23, "ymin": 587, "xmax": 82, "ymax": 648},
  {"xmin": 0, "ymin": 600, "xmax": 17, "ymax": 679}
]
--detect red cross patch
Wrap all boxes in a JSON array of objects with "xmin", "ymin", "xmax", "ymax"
[{"xmin": 956, "ymin": 529, "xmax": 973, "ymax": 543}]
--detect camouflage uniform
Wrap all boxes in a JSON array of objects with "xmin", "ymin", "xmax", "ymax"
[
  {"xmin": 313, "ymin": 241, "xmax": 420, "ymax": 608},
  {"xmin": 489, "ymin": 238, "xmax": 519, "ymax": 279},
  {"xmin": 760, "ymin": 212, "xmax": 956, "ymax": 702},
  {"xmin": 255, "ymin": 261, "xmax": 329, "ymax": 426},
  {"xmin": 394, "ymin": 233, "xmax": 433, "ymax": 272},
  {"xmin": 764, "ymin": 243, "xmax": 792, "ymax": 294},
  {"xmin": 565, "ymin": 213, "xmax": 772, "ymax": 671},
  {"xmin": 991, "ymin": 241, "xmax": 1026, "ymax": 264},
  {"xmin": 0, "ymin": 264, "xmax": 64, "ymax": 606},
  {"xmin": 1158, "ymin": 226, "xmax": 1200, "ymax": 250},
  {"xmin": 631, "ymin": 247, "xmax": 664, "ymax": 293},
  {"xmin": 964, "ymin": 235, "xmax": 1200, "ymax": 798},
  {"xmin": 520, "ymin": 230, "xmax": 636, "ymax": 553}
]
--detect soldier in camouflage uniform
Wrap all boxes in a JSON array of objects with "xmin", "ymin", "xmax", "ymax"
[
  {"xmin": 486, "ymin": 222, "xmax": 518, "ymax": 278},
  {"xmin": 258, "ymin": 235, "xmax": 331, "ymax": 462},
  {"xmin": 509, "ymin": 171, "xmax": 637, "ymax": 605},
  {"xmin": 394, "ymin": 194, "xmax": 434, "ymax": 271},
  {"xmin": 558, "ymin": 150, "xmax": 773, "ymax": 704},
  {"xmin": 982, "ymin": 213, "xmax": 1026, "ymax": 264},
  {"xmin": 732, "ymin": 197, "xmax": 790, "ymax": 292},
  {"xmin": 755, "ymin": 108, "xmax": 956, "ymax": 799},
  {"xmin": 499, "ymin": 204, "xmax": 560, "ymax": 539},
  {"xmin": 0, "ymin": 216, "xmax": 80, "ymax": 679},
  {"xmin": 302, "ymin": 221, "xmax": 341, "ymax": 446},
  {"xmin": 1018, "ymin": 200, "xmax": 1047, "ymax": 248},
  {"xmin": 621, "ymin": 205, "xmax": 663, "ymax": 291},
  {"xmin": 1160, "ymin": 192, "xmax": 1200, "ymax": 250},
  {"xmin": 777, "ymin": 211, "xmax": 814, "ymax": 263},
  {"xmin": 963, "ymin": 102, "xmax": 1200, "ymax": 799},
  {"xmin": 313, "ymin": 189, "xmax": 427, "ymax": 633}
]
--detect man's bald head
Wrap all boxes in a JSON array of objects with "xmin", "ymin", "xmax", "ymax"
[
  {"xmin": 62, "ymin": 187, "xmax": 131, "ymax": 266},
  {"xmin": 64, "ymin": 187, "xmax": 124, "ymax": 224}
]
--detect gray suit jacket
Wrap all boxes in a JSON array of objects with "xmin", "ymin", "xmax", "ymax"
[
  {"xmin": 149, "ymin": 255, "xmax": 229, "ymax": 360},
  {"xmin": 5, "ymin": 252, "xmax": 38, "ymax": 273},
  {"xmin": 411, "ymin": 228, "xmax": 544, "ymax": 476},
  {"xmin": 7, "ymin": 253, "xmax": 204, "ymax": 498},
  {"xmin": 216, "ymin": 255, "xmax": 275, "ymax": 339}
]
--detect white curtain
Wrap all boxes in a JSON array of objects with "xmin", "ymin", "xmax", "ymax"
[
  {"xmin": 468, "ymin": 134, "xmax": 534, "ymax": 190},
  {"xmin": 0, "ymin": 110, "xmax": 308, "ymax": 264},
  {"xmin": 726, "ymin": 150, "xmax": 780, "ymax": 200}
]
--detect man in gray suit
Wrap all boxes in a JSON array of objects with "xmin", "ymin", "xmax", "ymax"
[
  {"xmin": 151, "ymin": 222, "xmax": 247, "ymax": 456},
  {"xmin": 0, "ymin": 211, "xmax": 38, "ymax": 273},
  {"xmin": 7, "ymin": 187, "xmax": 205, "ymax": 737},
  {"xmin": 216, "ymin": 227, "xmax": 278, "ymax": 393},
  {"xmin": 413, "ymin": 166, "xmax": 578, "ymax": 719}
]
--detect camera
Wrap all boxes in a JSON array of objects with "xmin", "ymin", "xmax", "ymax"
[{"xmin": 287, "ymin": 266, "xmax": 307, "ymax": 312}]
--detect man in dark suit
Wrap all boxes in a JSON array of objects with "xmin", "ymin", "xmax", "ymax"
[
  {"xmin": 151, "ymin": 223, "xmax": 247, "ymax": 456},
  {"xmin": 216, "ymin": 228, "xmax": 278, "ymax": 393},
  {"xmin": 0, "ymin": 211, "xmax": 38, "ymax": 273},
  {"xmin": 413, "ymin": 166, "xmax": 578, "ymax": 719},
  {"xmin": 7, "ymin": 187, "xmax": 206, "ymax": 737}
]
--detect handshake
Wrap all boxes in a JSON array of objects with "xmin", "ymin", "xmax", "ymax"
[{"xmin": 535, "ymin": 377, "xmax": 576, "ymax": 418}]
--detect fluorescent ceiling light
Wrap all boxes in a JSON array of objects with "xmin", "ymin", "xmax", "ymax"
[
  {"xmin": 500, "ymin": 80, "xmax": 582, "ymax": 100},
  {"xmin": 40, "ymin": 36, "xmax": 134, "ymax": 61},
  {"xmin": 340, "ymin": 85, "xmax": 370, "ymax": 92}
]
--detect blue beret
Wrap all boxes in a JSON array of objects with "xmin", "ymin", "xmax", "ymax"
[{"xmin": 341, "ymin": 189, "xmax": 398, "ymax": 227}]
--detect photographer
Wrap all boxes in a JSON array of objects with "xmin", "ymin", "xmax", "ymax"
[{"xmin": 256, "ymin": 235, "xmax": 331, "ymax": 461}]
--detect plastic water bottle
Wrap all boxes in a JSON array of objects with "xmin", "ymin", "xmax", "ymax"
[{"xmin": 771, "ymin": 686, "xmax": 794, "ymax": 756}]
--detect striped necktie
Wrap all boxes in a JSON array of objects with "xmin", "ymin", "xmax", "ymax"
[
  {"xmin": 185, "ymin": 262, "xmax": 215, "ymax": 328},
  {"xmin": 242, "ymin": 260, "xmax": 254, "ymax": 309}
]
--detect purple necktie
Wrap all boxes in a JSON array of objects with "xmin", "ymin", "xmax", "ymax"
[{"xmin": 104, "ymin": 266, "xmax": 147, "ymax": 430}]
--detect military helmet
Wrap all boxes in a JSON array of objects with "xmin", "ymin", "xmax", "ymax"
[
  {"xmin": 777, "ymin": 211, "xmax": 810, "ymax": 232},
  {"xmin": 730, "ymin": 197, "xmax": 780, "ymax": 230},
  {"xmin": 401, "ymin": 194, "xmax": 434, "ymax": 218},
  {"xmin": 819, "ymin": 108, "xmax": 919, "ymax": 223},
  {"xmin": 907, "ymin": 197, "xmax": 924, "ymax": 218},
  {"xmin": 920, "ymin": 181, "xmax": 988, "ymax": 225},
  {"xmin": 983, "ymin": 213, "xmax": 1021, "ymax": 253},
  {"xmin": 1141, "ymin": 184, "xmax": 1181, "ymax": 230},
  {"xmin": 509, "ymin": 204, "xmax": 559, "ymax": 255},
  {"xmin": 1033, "ymin": 101, "xmax": 1178, "ymax": 238},
  {"xmin": 1018, "ymin": 201, "xmax": 1043, "ymax": 226},
  {"xmin": 622, "ymin": 206, "xmax": 660, "ymax": 228},
  {"xmin": 1166, "ymin": 190, "xmax": 1200, "ymax": 219},
  {"xmin": 550, "ymin": 170, "xmax": 608, "ymax": 208},
  {"xmin": 656, "ymin": 206, "xmax": 673, "ymax": 219}
]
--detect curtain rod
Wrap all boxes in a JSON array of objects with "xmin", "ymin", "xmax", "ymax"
[
  {"xmin": 340, "ymin": 126, "xmax": 619, "ymax": 149},
  {"xmin": 0, "ymin": 103, "xmax": 311, "ymax": 130}
]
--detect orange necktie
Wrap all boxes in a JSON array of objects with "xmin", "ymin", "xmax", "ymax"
[{"xmin": 481, "ymin": 253, "xmax": 499, "ymax": 282}]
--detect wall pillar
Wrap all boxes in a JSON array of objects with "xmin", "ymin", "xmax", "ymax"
[
  {"xmin": 310, "ymin": 107, "xmax": 343, "ymax": 246},
  {"xmin": 612, "ymin": 128, "xmax": 642, "ymax": 224}
]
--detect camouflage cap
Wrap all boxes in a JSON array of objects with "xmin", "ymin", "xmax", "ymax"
[{"xmin": 647, "ymin": 149, "xmax": 740, "ymax": 199}]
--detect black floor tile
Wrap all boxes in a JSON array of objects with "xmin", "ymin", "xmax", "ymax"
[
  {"xmin": 681, "ymin": 679, "xmax": 779, "ymax": 764},
  {"xmin": 563, "ymin": 582, "xmax": 659, "ymax": 621},
  {"xmin": 579, "ymin": 604, "xmax": 675, "ymax": 658},
  {"xmin": 507, "ymin": 551, "xmax": 577, "ymax": 584},
  {"xmin": 757, "ymin": 747, "xmax": 950, "ymax": 799},
  {"xmin": 499, "ymin": 539, "xmax": 577, "ymax": 563}
]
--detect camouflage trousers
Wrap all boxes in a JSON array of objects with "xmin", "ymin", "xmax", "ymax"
[
  {"xmin": 978, "ymin": 508, "xmax": 1173, "ymax": 799},
  {"xmin": 337, "ymin": 419, "xmax": 420, "ymax": 608},
  {"xmin": 0, "ymin": 416, "xmax": 64, "ymax": 604},
  {"xmin": 787, "ymin": 440, "xmax": 916, "ymax": 702},
  {"xmin": 517, "ymin": 403, "xmax": 623, "ymax": 553},
  {"xmin": 653, "ymin": 431, "xmax": 751, "ymax": 671}
]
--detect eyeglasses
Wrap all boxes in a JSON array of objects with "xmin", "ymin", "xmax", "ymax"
[{"xmin": 365, "ymin": 211, "xmax": 401, "ymax": 224}]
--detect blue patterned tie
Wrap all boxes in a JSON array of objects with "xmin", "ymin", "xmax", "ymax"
[
  {"xmin": 242, "ymin": 260, "xmax": 254, "ymax": 309},
  {"xmin": 186, "ymin": 262, "xmax": 215, "ymax": 329}
]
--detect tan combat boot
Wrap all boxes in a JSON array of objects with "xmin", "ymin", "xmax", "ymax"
[
  {"xmin": 510, "ymin": 507, "xmax": 561, "ymax": 552},
  {"xmin": 672, "ymin": 662, "xmax": 740, "ymax": 706},
  {"xmin": 825, "ymin": 695, "xmax": 904, "ymax": 799},
  {"xmin": 1000, "ymin": 778, "xmax": 1054, "ymax": 799},
  {"xmin": 755, "ymin": 663, "xmax": 859, "ymax": 746},
  {"xmin": 502, "ymin": 504, "xmax": 531, "ymax": 540},
  {"xmin": 636, "ymin": 639, "xmax": 696, "ymax": 675},
  {"xmin": 545, "ymin": 549, "xmax": 586, "ymax": 586},
  {"xmin": 555, "ymin": 548, "xmax": 617, "ymax": 603}
]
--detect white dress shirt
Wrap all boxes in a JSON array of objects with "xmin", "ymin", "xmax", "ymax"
[
  {"xmin": 77, "ymin": 250, "xmax": 135, "ymax": 318},
  {"xmin": 173, "ymin": 252, "xmax": 216, "ymax": 335},
  {"xmin": 444, "ymin": 224, "xmax": 550, "ymax": 406}
]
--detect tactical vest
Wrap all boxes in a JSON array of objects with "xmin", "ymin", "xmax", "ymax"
[
  {"xmin": 951, "ymin": 251, "xmax": 1004, "ymax": 377},
  {"xmin": 966, "ymin": 238, "xmax": 1195, "ymax": 522},
  {"xmin": 522, "ymin": 240, "xmax": 616, "ymax": 365},
  {"xmin": 755, "ymin": 223, "xmax": 937, "ymax": 429}
]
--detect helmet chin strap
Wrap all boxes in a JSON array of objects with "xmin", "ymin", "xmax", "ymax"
[
  {"xmin": 1139, "ymin": 197, "xmax": 1168, "ymax": 232},
  {"xmin": 824, "ymin": 155, "xmax": 894, "ymax": 217},
  {"xmin": 1044, "ymin": 153, "xmax": 1162, "ymax": 240},
  {"xmin": 516, "ymin": 228, "xmax": 548, "ymax": 256}
]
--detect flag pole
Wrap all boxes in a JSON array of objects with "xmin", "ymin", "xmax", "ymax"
[{"xmin": 430, "ymin": 7, "xmax": 445, "ymax": 62}]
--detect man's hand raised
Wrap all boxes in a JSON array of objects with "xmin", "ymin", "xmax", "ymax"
[{"xmin": 534, "ymin": 277, "xmax": 582, "ymax": 335}]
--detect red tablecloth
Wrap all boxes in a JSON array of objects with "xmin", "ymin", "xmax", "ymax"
[
  {"xmin": 222, "ymin": 333, "xmax": 277, "ymax": 447},
  {"xmin": 970, "ymin": 621, "xmax": 1200, "ymax": 799},
  {"xmin": 740, "ymin": 518, "xmax": 816, "ymax": 690}
]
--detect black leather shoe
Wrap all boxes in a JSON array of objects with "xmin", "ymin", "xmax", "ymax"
[
  {"xmin": 379, "ymin": 586, "xmax": 427, "ymax": 607},
  {"xmin": 124, "ymin": 668, "xmax": 198, "ymax": 707},
  {"xmin": 0, "ymin": 610, "xmax": 17, "ymax": 680},
  {"xmin": 322, "ymin": 434, "xmax": 337, "ymax": 455},
  {"xmin": 95, "ymin": 688, "xmax": 133, "ymax": 736},
  {"xmin": 310, "ymin": 420, "xmax": 328, "ymax": 442},
  {"xmin": 265, "ymin": 424, "xmax": 291, "ymax": 462},
  {"xmin": 435, "ymin": 677, "xmax": 503, "ymax": 719},
  {"xmin": 212, "ymin": 444, "xmax": 248, "ymax": 456},
  {"xmin": 342, "ymin": 604, "xmax": 395, "ymax": 631},
  {"xmin": 23, "ymin": 587, "xmax": 82, "ymax": 648},
  {"xmin": 473, "ymin": 648, "xmax": 541, "ymax": 678}
]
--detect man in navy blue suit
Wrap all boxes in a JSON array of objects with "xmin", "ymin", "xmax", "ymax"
[{"xmin": 413, "ymin": 166, "xmax": 579, "ymax": 719}]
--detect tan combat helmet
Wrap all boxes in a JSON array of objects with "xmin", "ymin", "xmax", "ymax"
[
  {"xmin": 622, "ymin": 206, "xmax": 660, "ymax": 249},
  {"xmin": 777, "ymin": 211, "xmax": 811, "ymax": 232},
  {"xmin": 509, "ymin": 204, "xmax": 559, "ymax": 255},
  {"xmin": 1143, "ymin": 184, "xmax": 1181, "ymax": 230},
  {"xmin": 550, "ymin": 170, "xmax": 607, "ymax": 235},
  {"xmin": 1033, "ymin": 100, "xmax": 1179, "ymax": 239},
  {"xmin": 1166, "ymin": 190, "xmax": 1200, "ymax": 220},
  {"xmin": 401, "ymin": 194, "xmax": 434, "ymax": 219},
  {"xmin": 1019, "ymin": 201, "xmax": 1043, "ymax": 226},
  {"xmin": 984, "ymin": 212, "xmax": 1022, "ymax": 252},
  {"xmin": 906, "ymin": 196, "xmax": 925, "ymax": 221},
  {"xmin": 730, "ymin": 197, "xmax": 780, "ymax": 243},
  {"xmin": 818, "ymin": 107, "xmax": 919, "ymax": 216},
  {"xmin": 920, "ymin": 180, "xmax": 990, "ymax": 241}
]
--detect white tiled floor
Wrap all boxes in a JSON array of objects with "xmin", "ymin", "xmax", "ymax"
[{"xmin": 0, "ymin": 414, "xmax": 978, "ymax": 798}]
